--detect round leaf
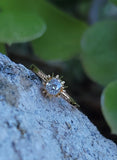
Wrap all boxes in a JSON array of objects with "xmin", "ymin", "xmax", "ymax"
[
  {"xmin": 31, "ymin": 0, "xmax": 87, "ymax": 60},
  {"xmin": 81, "ymin": 20, "xmax": 117, "ymax": 86},
  {"xmin": 101, "ymin": 81, "xmax": 117, "ymax": 134},
  {"xmin": 0, "ymin": 12, "xmax": 46, "ymax": 44},
  {"xmin": 0, "ymin": 0, "xmax": 87, "ymax": 60}
]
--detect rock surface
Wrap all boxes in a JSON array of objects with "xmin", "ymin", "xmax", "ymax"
[{"xmin": 0, "ymin": 53, "xmax": 117, "ymax": 160}]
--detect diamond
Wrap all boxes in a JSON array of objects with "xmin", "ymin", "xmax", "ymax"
[{"xmin": 45, "ymin": 78, "xmax": 62, "ymax": 95}]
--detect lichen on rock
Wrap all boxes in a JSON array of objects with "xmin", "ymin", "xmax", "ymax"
[{"xmin": 0, "ymin": 53, "xmax": 117, "ymax": 160}]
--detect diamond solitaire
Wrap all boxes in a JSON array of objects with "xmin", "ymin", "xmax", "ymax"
[
  {"xmin": 45, "ymin": 78, "xmax": 62, "ymax": 96},
  {"xmin": 30, "ymin": 64, "xmax": 80, "ymax": 108}
]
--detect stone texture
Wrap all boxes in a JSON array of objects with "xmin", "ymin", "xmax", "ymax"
[{"xmin": 0, "ymin": 53, "xmax": 117, "ymax": 160}]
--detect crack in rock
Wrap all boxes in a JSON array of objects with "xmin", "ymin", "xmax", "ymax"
[{"xmin": 12, "ymin": 141, "xmax": 23, "ymax": 160}]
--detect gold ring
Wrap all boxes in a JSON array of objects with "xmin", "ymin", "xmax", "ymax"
[{"xmin": 30, "ymin": 64, "xmax": 80, "ymax": 108}]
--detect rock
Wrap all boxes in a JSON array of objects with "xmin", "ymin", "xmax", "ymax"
[{"xmin": 0, "ymin": 53, "xmax": 117, "ymax": 160}]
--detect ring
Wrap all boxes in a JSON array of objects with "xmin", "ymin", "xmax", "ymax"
[{"xmin": 30, "ymin": 64, "xmax": 80, "ymax": 108}]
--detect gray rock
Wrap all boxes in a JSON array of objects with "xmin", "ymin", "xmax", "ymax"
[{"xmin": 0, "ymin": 52, "xmax": 117, "ymax": 160}]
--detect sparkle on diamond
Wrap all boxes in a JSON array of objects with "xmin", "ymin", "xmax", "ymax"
[{"xmin": 45, "ymin": 78, "xmax": 62, "ymax": 95}]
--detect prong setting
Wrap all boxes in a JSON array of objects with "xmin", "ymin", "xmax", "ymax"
[
  {"xmin": 56, "ymin": 75, "xmax": 59, "ymax": 78},
  {"xmin": 47, "ymin": 75, "xmax": 51, "ymax": 78},
  {"xmin": 61, "ymin": 81, "xmax": 65, "ymax": 85},
  {"xmin": 30, "ymin": 64, "xmax": 80, "ymax": 107}
]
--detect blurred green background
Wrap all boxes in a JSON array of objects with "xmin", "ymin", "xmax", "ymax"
[{"xmin": 0, "ymin": 0, "xmax": 117, "ymax": 143}]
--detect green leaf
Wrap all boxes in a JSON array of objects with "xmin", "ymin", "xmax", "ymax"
[
  {"xmin": 81, "ymin": 20, "xmax": 117, "ymax": 86},
  {"xmin": 0, "ymin": 0, "xmax": 39, "ymax": 12},
  {"xmin": 101, "ymin": 81, "xmax": 117, "ymax": 134},
  {"xmin": 0, "ymin": 0, "xmax": 87, "ymax": 59},
  {"xmin": 0, "ymin": 43, "xmax": 6, "ymax": 55},
  {"xmin": 110, "ymin": 0, "xmax": 117, "ymax": 5},
  {"xmin": 32, "ymin": 0, "xmax": 87, "ymax": 60},
  {"xmin": 0, "ymin": 12, "xmax": 46, "ymax": 44}
]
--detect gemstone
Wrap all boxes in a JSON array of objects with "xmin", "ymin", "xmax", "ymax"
[{"xmin": 45, "ymin": 78, "xmax": 62, "ymax": 95}]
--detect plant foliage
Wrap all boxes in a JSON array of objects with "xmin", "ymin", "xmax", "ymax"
[{"xmin": 101, "ymin": 81, "xmax": 117, "ymax": 134}]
